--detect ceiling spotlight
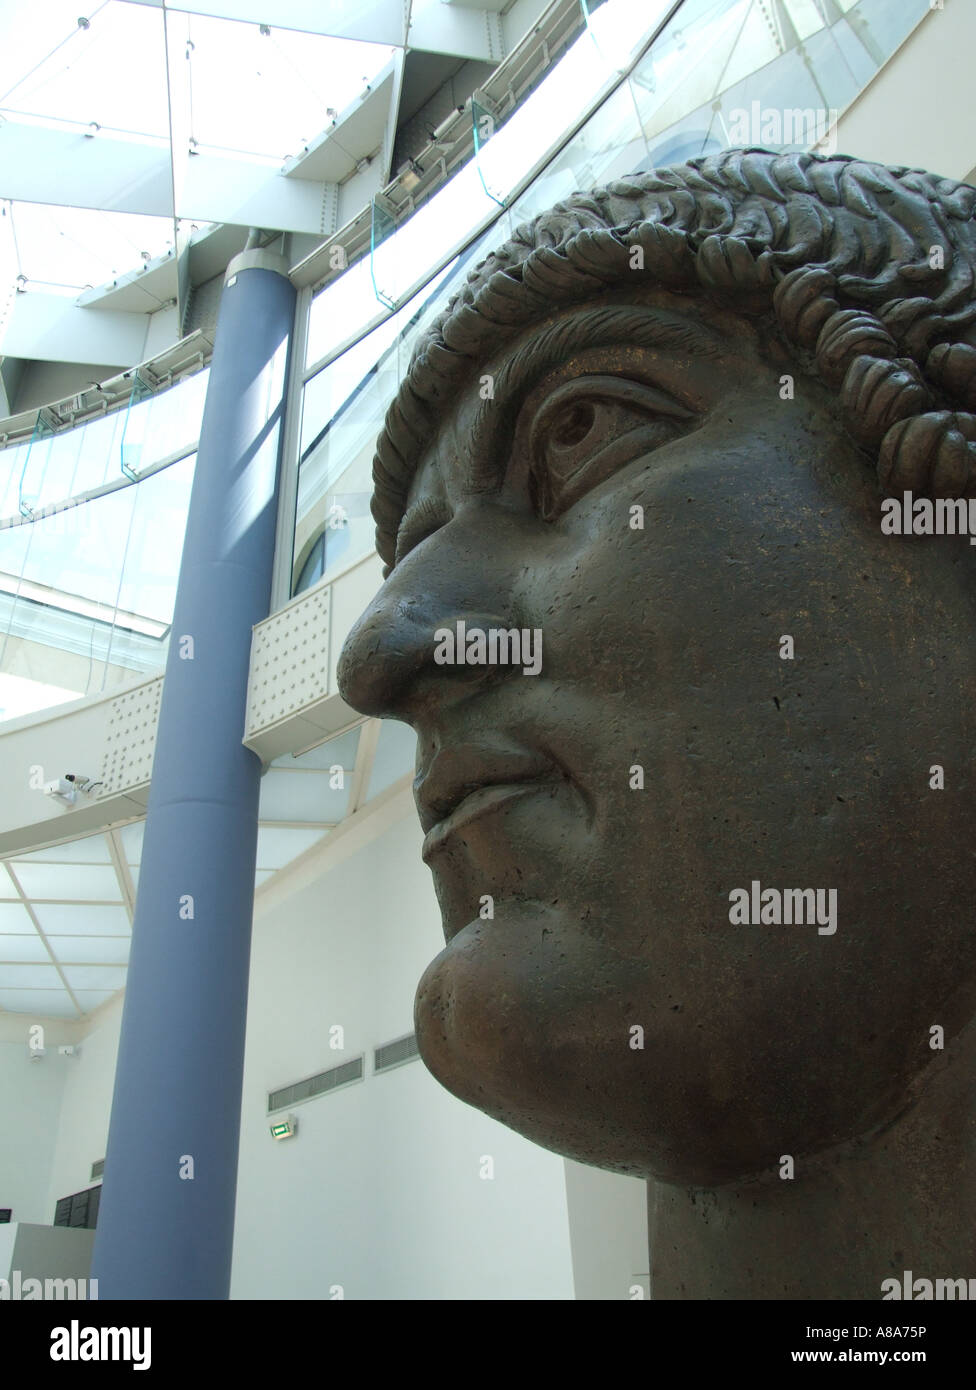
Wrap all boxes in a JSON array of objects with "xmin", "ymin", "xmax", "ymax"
[
  {"xmin": 86, "ymin": 121, "xmax": 99, "ymax": 137},
  {"xmin": 259, "ymin": 24, "xmax": 271, "ymax": 36},
  {"xmin": 140, "ymin": 251, "xmax": 151, "ymax": 262},
  {"xmin": 77, "ymin": 16, "xmax": 90, "ymax": 29}
]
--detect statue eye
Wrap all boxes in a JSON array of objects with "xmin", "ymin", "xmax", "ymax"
[
  {"xmin": 526, "ymin": 375, "xmax": 696, "ymax": 521},
  {"xmin": 550, "ymin": 400, "xmax": 598, "ymax": 449}
]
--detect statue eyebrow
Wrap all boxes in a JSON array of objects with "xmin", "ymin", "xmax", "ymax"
[
  {"xmin": 386, "ymin": 307, "xmax": 725, "ymax": 570},
  {"xmin": 465, "ymin": 305, "xmax": 724, "ymax": 494},
  {"xmin": 394, "ymin": 495, "xmax": 453, "ymax": 566}
]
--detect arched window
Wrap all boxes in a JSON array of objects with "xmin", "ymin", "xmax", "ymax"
[{"xmin": 294, "ymin": 532, "xmax": 325, "ymax": 594}]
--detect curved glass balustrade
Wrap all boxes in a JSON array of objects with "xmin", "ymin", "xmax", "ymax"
[
  {"xmin": 0, "ymin": 454, "xmax": 195, "ymax": 722},
  {"xmin": 294, "ymin": 0, "xmax": 929, "ymax": 596},
  {"xmin": 2, "ymin": 367, "xmax": 207, "ymax": 519},
  {"xmin": 0, "ymin": 365, "xmax": 207, "ymax": 723}
]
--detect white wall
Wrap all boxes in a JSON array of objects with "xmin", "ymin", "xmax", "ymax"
[
  {"xmin": 44, "ymin": 995, "xmax": 123, "ymax": 1216},
  {"xmin": 0, "ymin": 1038, "xmax": 67, "ymax": 1223},
  {"xmin": 829, "ymin": 4, "xmax": 976, "ymax": 184},
  {"xmin": 4, "ymin": 785, "xmax": 647, "ymax": 1299},
  {"xmin": 232, "ymin": 801, "xmax": 576, "ymax": 1300},
  {"xmin": 563, "ymin": 1159, "xmax": 649, "ymax": 1300},
  {"xmin": 142, "ymin": 305, "xmax": 181, "ymax": 361}
]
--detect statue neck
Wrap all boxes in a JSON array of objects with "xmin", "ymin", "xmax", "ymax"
[{"xmin": 648, "ymin": 1024, "xmax": 976, "ymax": 1299}]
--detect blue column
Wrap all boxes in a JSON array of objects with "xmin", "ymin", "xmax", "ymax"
[{"xmin": 91, "ymin": 249, "xmax": 296, "ymax": 1299}]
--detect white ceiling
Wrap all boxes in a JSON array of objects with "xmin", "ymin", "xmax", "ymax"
[{"xmin": 0, "ymin": 715, "xmax": 416, "ymax": 1019}]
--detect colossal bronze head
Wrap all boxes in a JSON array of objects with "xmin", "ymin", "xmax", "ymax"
[{"xmin": 337, "ymin": 151, "xmax": 976, "ymax": 1222}]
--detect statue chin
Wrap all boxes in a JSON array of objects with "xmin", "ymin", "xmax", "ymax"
[{"xmin": 411, "ymin": 902, "xmax": 916, "ymax": 1190}]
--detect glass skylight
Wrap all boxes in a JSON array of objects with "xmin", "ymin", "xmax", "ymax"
[
  {"xmin": 172, "ymin": 12, "xmax": 395, "ymax": 162},
  {"xmin": 0, "ymin": 0, "xmax": 395, "ymax": 300},
  {"xmin": 0, "ymin": 1, "xmax": 169, "ymax": 142},
  {"xmin": 0, "ymin": 203, "xmax": 176, "ymax": 296}
]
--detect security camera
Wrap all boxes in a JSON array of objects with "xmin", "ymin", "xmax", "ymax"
[{"xmin": 44, "ymin": 774, "xmax": 101, "ymax": 807}]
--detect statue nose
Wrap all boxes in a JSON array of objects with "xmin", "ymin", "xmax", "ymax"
[
  {"xmin": 336, "ymin": 591, "xmax": 438, "ymax": 719},
  {"xmin": 337, "ymin": 501, "xmax": 532, "ymax": 719},
  {"xmin": 338, "ymin": 588, "xmax": 520, "ymax": 720}
]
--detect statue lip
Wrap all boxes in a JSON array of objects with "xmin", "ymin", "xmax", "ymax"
[
  {"xmin": 421, "ymin": 781, "xmax": 552, "ymax": 862},
  {"xmin": 415, "ymin": 745, "xmax": 557, "ymax": 836}
]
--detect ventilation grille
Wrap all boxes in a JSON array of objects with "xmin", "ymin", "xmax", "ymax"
[
  {"xmin": 268, "ymin": 1055, "xmax": 363, "ymax": 1113},
  {"xmin": 90, "ymin": 1158, "xmax": 105, "ymax": 1181},
  {"xmin": 374, "ymin": 1032, "xmax": 420, "ymax": 1073}
]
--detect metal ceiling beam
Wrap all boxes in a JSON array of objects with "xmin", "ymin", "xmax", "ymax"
[
  {"xmin": 0, "ymin": 124, "xmax": 173, "ymax": 218},
  {"xmin": 178, "ymin": 152, "xmax": 332, "ymax": 233},
  {"xmin": 283, "ymin": 61, "xmax": 398, "ymax": 184},
  {"xmin": 124, "ymin": 0, "xmax": 410, "ymax": 46},
  {"xmin": 0, "ymin": 122, "xmax": 336, "ymax": 234},
  {"xmin": 446, "ymin": 0, "xmax": 514, "ymax": 12},
  {"xmin": 407, "ymin": 4, "xmax": 505, "ymax": 63},
  {"xmin": 1, "ymin": 294, "xmax": 152, "ymax": 367}
]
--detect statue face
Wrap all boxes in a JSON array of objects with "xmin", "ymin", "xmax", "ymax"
[{"xmin": 338, "ymin": 285, "xmax": 976, "ymax": 1186}]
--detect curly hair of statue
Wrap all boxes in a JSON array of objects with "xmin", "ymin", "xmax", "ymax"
[{"xmin": 370, "ymin": 148, "xmax": 976, "ymax": 575}]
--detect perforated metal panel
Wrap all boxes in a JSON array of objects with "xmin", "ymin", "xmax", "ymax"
[
  {"xmin": 245, "ymin": 586, "xmax": 331, "ymax": 739},
  {"xmin": 98, "ymin": 677, "xmax": 163, "ymax": 796}
]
